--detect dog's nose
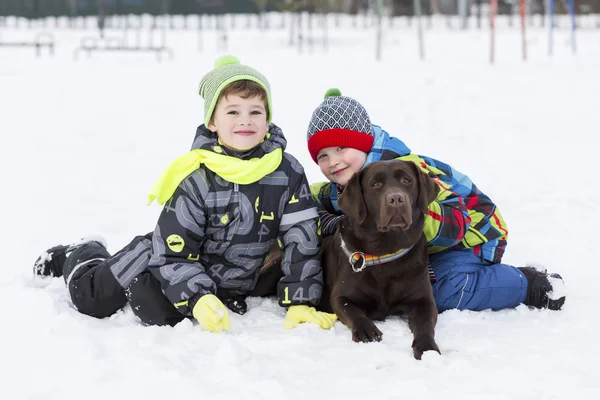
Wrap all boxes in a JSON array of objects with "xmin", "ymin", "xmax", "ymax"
[{"xmin": 387, "ymin": 193, "xmax": 406, "ymax": 207}]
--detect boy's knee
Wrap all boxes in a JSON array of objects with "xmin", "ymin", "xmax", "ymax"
[
  {"xmin": 433, "ymin": 273, "xmax": 474, "ymax": 311},
  {"xmin": 69, "ymin": 283, "xmax": 125, "ymax": 319},
  {"xmin": 127, "ymin": 273, "xmax": 184, "ymax": 327},
  {"xmin": 68, "ymin": 263, "xmax": 127, "ymax": 319}
]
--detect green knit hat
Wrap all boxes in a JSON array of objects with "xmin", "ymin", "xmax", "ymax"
[{"xmin": 198, "ymin": 55, "xmax": 272, "ymax": 127}]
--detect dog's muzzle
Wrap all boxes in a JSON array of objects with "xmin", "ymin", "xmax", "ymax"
[{"xmin": 378, "ymin": 191, "xmax": 412, "ymax": 231}]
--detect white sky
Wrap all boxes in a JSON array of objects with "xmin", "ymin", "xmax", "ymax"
[{"xmin": 1, "ymin": 13, "xmax": 599, "ymax": 400}]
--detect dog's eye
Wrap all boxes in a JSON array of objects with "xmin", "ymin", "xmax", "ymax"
[
  {"xmin": 401, "ymin": 177, "xmax": 412, "ymax": 184},
  {"xmin": 371, "ymin": 181, "xmax": 383, "ymax": 188}
]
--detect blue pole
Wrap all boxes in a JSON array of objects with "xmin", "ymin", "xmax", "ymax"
[
  {"xmin": 459, "ymin": 0, "xmax": 468, "ymax": 29},
  {"xmin": 548, "ymin": 0, "xmax": 554, "ymax": 56},
  {"xmin": 568, "ymin": 0, "xmax": 577, "ymax": 54}
]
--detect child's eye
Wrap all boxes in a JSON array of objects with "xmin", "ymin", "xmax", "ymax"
[
  {"xmin": 317, "ymin": 154, "xmax": 327, "ymax": 161},
  {"xmin": 227, "ymin": 111, "xmax": 238, "ymax": 115},
  {"xmin": 251, "ymin": 110, "xmax": 263, "ymax": 115},
  {"xmin": 336, "ymin": 147, "xmax": 345, "ymax": 152}
]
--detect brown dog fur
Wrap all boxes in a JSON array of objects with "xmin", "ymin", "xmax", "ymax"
[
  {"xmin": 255, "ymin": 160, "xmax": 441, "ymax": 359},
  {"xmin": 319, "ymin": 159, "xmax": 440, "ymax": 359}
]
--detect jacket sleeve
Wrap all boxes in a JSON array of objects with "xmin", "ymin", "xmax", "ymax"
[
  {"xmin": 425, "ymin": 158, "xmax": 508, "ymax": 261},
  {"xmin": 147, "ymin": 174, "xmax": 215, "ymax": 317},
  {"xmin": 310, "ymin": 182, "xmax": 343, "ymax": 237},
  {"xmin": 316, "ymin": 198, "xmax": 343, "ymax": 237},
  {"xmin": 276, "ymin": 173, "xmax": 323, "ymax": 307},
  {"xmin": 424, "ymin": 179, "xmax": 471, "ymax": 251},
  {"xmin": 402, "ymin": 154, "xmax": 473, "ymax": 251}
]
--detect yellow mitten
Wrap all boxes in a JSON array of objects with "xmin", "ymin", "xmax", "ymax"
[
  {"xmin": 283, "ymin": 305, "xmax": 337, "ymax": 330},
  {"xmin": 192, "ymin": 294, "xmax": 231, "ymax": 333}
]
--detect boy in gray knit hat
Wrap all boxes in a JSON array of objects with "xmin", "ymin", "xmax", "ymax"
[
  {"xmin": 33, "ymin": 56, "xmax": 336, "ymax": 333},
  {"xmin": 308, "ymin": 88, "xmax": 566, "ymax": 314}
]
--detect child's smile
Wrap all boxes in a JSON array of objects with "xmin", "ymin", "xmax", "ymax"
[
  {"xmin": 317, "ymin": 146, "xmax": 368, "ymax": 186},
  {"xmin": 208, "ymin": 94, "xmax": 268, "ymax": 151}
]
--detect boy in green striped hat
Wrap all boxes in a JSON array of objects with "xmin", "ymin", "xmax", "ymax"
[{"xmin": 33, "ymin": 56, "xmax": 336, "ymax": 333}]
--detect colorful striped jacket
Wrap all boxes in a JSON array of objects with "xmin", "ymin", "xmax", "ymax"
[{"xmin": 310, "ymin": 125, "xmax": 508, "ymax": 264}]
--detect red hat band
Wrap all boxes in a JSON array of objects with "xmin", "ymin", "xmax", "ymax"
[{"xmin": 307, "ymin": 128, "xmax": 374, "ymax": 163}]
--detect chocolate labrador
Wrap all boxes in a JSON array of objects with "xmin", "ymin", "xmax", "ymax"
[
  {"xmin": 254, "ymin": 159, "xmax": 441, "ymax": 359},
  {"xmin": 320, "ymin": 159, "xmax": 441, "ymax": 360}
]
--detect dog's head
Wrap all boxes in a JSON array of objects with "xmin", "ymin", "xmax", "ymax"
[{"xmin": 338, "ymin": 160, "xmax": 439, "ymax": 232}]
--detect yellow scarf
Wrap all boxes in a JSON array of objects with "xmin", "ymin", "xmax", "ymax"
[{"xmin": 148, "ymin": 148, "xmax": 282, "ymax": 205}]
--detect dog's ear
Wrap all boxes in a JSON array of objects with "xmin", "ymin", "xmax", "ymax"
[
  {"xmin": 410, "ymin": 162, "xmax": 440, "ymax": 213},
  {"xmin": 338, "ymin": 171, "xmax": 367, "ymax": 225}
]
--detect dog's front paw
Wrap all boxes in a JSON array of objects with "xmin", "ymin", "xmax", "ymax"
[
  {"xmin": 352, "ymin": 320, "xmax": 383, "ymax": 343},
  {"xmin": 412, "ymin": 336, "xmax": 440, "ymax": 360}
]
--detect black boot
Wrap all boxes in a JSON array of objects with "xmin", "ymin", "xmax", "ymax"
[
  {"xmin": 518, "ymin": 266, "xmax": 566, "ymax": 311},
  {"xmin": 33, "ymin": 235, "xmax": 107, "ymax": 278}
]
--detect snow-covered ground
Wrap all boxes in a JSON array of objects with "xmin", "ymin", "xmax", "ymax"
[{"xmin": 1, "ymin": 13, "xmax": 598, "ymax": 400}]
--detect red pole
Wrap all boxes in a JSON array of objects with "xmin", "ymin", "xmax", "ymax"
[
  {"xmin": 519, "ymin": 0, "xmax": 527, "ymax": 60},
  {"xmin": 490, "ymin": 0, "xmax": 497, "ymax": 64}
]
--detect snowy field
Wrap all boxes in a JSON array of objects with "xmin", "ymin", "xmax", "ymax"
[{"xmin": 1, "ymin": 13, "xmax": 599, "ymax": 400}]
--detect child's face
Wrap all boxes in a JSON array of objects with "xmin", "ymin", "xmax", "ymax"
[
  {"xmin": 316, "ymin": 146, "xmax": 368, "ymax": 186},
  {"xmin": 208, "ymin": 94, "xmax": 268, "ymax": 151}
]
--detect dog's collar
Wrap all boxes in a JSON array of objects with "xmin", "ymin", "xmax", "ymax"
[{"xmin": 339, "ymin": 238, "xmax": 414, "ymax": 273}]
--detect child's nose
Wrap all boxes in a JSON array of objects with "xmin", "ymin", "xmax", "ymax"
[{"xmin": 239, "ymin": 114, "xmax": 252, "ymax": 125}]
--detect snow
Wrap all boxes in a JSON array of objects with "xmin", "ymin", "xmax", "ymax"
[{"xmin": 2, "ymin": 13, "xmax": 599, "ymax": 400}]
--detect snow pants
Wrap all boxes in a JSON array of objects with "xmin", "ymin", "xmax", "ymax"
[
  {"xmin": 63, "ymin": 233, "xmax": 185, "ymax": 326},
  {"xmin": 430, "ymin": 249, "xmax": 528, "ymax": 312},
  {"xmin": 62, "ymin": 233, "xmax": 281, "ymax": 326}
]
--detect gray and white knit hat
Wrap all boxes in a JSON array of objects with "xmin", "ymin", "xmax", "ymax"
[
  {"xmin": 307, "ymin": 88, "xmax": 374, "ymax": 163},
  {"xmin": 198, "ymin": 55, "xmax": 272, "ymax": 126}
]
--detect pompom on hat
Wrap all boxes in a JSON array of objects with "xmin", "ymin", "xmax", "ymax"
[
  {"xmin": 306, "ymin": 88, "xmax": 374, "ymax": 163},
  {"xmin": 198, "ymin": 55, "xmax": 272, "ymax": 126}
]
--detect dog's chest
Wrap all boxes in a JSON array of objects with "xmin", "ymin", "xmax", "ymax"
[{"xmin": 343, "ymin": 267, "xmax": 412, "ymax": 315}]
